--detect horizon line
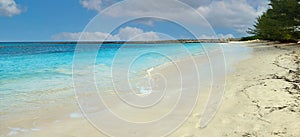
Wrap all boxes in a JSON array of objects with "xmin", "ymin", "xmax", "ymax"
[{"xmin": 0, "ymin": 38, "xmax": 239, "ymax": 44}]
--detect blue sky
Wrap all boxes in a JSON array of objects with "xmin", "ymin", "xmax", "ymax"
[
  {"xmin": 0, "ymin": 0, "xmax": 269, "ymax": 41},
  {"xmin": 0, "ymin": 0, "xmax": 97, "ymax": 41}
]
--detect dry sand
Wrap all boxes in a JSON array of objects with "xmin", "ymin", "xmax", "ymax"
[{"xmin": 171, "ymin": 42, "xmax": 300, "ymax": 137}]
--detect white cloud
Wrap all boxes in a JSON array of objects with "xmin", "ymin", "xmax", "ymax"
[
  {"xmin": 52, "ymin": 26, "xmax": 160, "ymax": 41},
  {"xmin": 80, "ymin": 0, "xmax": 121, "ymax": 12},
  {"xmin": 52, "ymin": 32, "xmax": 119, "ymax": 41},
  {"xmin": 80, "ymin": 0, "xmax": 269, "ymax": 36},
  {"xmin": 197, "ymin": 0, "xmax": 268, "ymax": 34},
  {"xmin": 102, "ymin": 0, "xmax": 200, "ymax": 22},
  {"xmin": 117, "ymin": 26, "xmax": 144, "ymax": 40},
  {"xmin": 0, "ymin": 0, "xmax": 22, "ymax": 17},
  {"xmin": 218, "ymin": 34, "xmax": 234, "ymax": 39},
  {"xmin": 179, "ymin": 0, "xmax": 213, "ymax": 8},
  {"xmin": 117, "ymin": 27, "xmax": 160, "ymax": 41},
  {"xmin": 77, "ymin": 0, "xmax": 270, "ymax": 37},
  {"xmin": 135, "ymin": 18, "xmax": 155, "ymax": 26},
  {"xmin": 199, "ymin": 33, "xmax": 234, "ymax": 39},
  {"xmin": 80, "ymin": 0, "xmax": 102, "ymax": 12}
]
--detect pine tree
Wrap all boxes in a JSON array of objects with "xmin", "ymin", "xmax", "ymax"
[{"xmin": 248, "ymin": 0, "xmax": 300, "ymax": 42}]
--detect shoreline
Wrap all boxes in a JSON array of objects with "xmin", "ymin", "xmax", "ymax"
[
  {"xmin": 0, "ymin": 42, "xmax": 252, "ymax": 136},
  {"xmin": 1, "ymin": 42, "xmax": 299, "ymax": 136}
]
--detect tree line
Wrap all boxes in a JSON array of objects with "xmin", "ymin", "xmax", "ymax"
[{"xmin": 244, "ymin": 0, "xmax": 300, "ymax": 42}]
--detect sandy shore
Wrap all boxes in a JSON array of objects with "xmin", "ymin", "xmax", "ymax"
[
  {"xmin": 1, "ymin": 42, "xmax": 299, "ymax": 136},
  {"xmin": 171, "ymin": 42, "xmax": 300, "ymax": 137}
]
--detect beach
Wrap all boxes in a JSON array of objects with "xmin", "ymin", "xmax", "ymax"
[
  {"xmin": 1, "ymin": 0, "xmax": 299, "ymax": 136},
  {"xmin": 170, "ymin": 41, "xmax": 300, "ymax": 137},
  {"xmin": 1, "ymin": 42, "xmax": 299, "ymax": 136}
]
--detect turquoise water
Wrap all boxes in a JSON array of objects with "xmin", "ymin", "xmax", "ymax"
[
  {"xmin": 0, "ymin": 42, "xmax": 218, "ymax": 113},
  {"xmin": 0, "ymin": 42, "xmax": 254, "ymax": 136}
]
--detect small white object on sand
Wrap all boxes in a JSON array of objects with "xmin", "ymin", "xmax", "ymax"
[{"xmin": 146, "ymin": 67, "xmax": 154, "ymax": 77}]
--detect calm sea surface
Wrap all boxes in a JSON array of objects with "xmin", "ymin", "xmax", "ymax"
[{"xmin": 0, "ymin": 43, "xmax": 215, "ymax": 111}]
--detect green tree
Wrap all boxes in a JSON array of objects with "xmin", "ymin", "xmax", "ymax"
[{"xmin": 248, "ymin": 0, "xmax": 300, "ymax": 42}]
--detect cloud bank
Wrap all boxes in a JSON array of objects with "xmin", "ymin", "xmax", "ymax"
[
  {"xmin": 199, "ymin": 33, "xmax": 234, "ymax": 39},
  {"xmin": 52, "ymin": 26, "xmax": 160, "ymax": 41},
  {"xmin": 197, "ymin": 0, "xmax": 269, "ymax": 34},
  {"xmin": 79, "ymin": 0, "xmax": 269, "ymax": 36},
  {"xmin": 0, "ymin": 0, "xmax": 22, "ymax": 17}
]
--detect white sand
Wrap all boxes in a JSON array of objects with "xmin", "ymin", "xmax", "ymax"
[{"xmin": 170, "ymin": 42, "xmax": 300, "ymax": 137}]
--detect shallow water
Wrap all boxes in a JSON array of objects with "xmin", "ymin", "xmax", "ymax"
[{"xmin": 0, "ymin": 42, "xmax": 252, "ymax": 136}]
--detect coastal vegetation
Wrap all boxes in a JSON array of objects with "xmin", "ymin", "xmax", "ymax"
[{"xmin": 245, "ymin": 0, "xmax": 300, "ymax": 42}]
